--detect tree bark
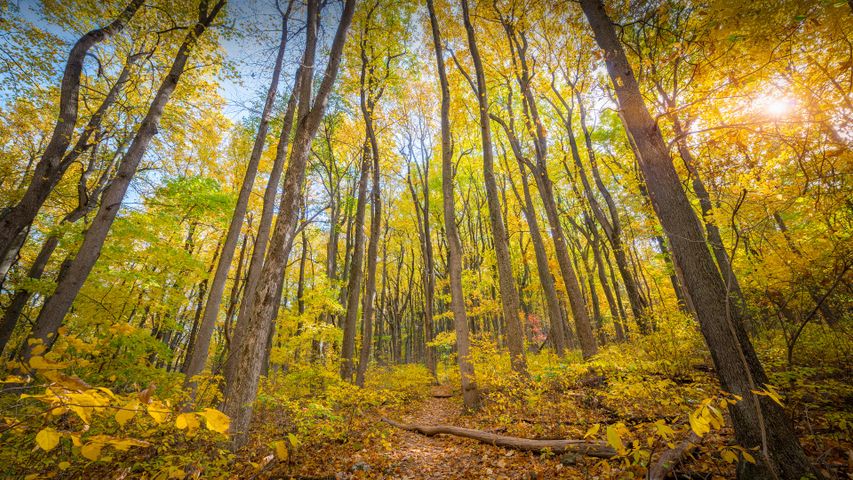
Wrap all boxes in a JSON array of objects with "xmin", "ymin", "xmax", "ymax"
[
  {"xmin": 19, "ymin": 1, "xmax": 226, "ymax": 361},
  {"xmin": 579, "ymin": 1, "xmax": 820, "ymax": 478},
  {"xmin": 0, "ymin": 0, "xmax": 144, "ymax": 284},
  {"xmin": 461, "ymin": 0, "xmax": 527, "ymax": 376},
  {"xmin": 220, "ymin": 0, "xmax": 356, "ymax": 449},
  {"xmin": 427, "ymin": 0, "xmax": 479, "ymax": 410},
  {"xmin": 493, "ymin": 121, "xmax": 567, "ymax": 357}
]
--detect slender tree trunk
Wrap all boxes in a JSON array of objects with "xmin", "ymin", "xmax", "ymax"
[
  {"xmin": 497, "ymin": 23, "xmax": 597, "ymax": 358},
  {"xmin": 341, "ymin": 145, "xmax": 370, "ymax": 381},
  {"xmin": 183, "ymin": 4, "xmax": 294, "ymax": 386},
  {"xmin": 19, "ymin": 1, "xmax": 226, "ymax": 361},
  {"xmin": 0, "ymin": 136, "xmax": 122, "ymax": 355},
  {"xmin": 427, "ymin": 0, "xmax": 479, "ymax": 409},
  {"xmin": 181, "ymin": 239, "xmax": 223, "ymax": 374},
  {"xmin": 220, "ymin": 0, "xmax": 355, "ymax": 449},
  {"xmin": 356, "ymin": 92, "xmax": 382, "ymax": 387},
  {"xmin": 579, "ymin": 2, "xmax": 820, "ymax": 478},
  {"xmin": 461, "ymin": 0, "xmax": 527, "ymax": 375},
  {"xmin": 0, "ymin": 0, "xmax": 144, "ymax": 283}
]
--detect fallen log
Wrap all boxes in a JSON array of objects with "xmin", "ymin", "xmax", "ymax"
[
  {"xmin": 648, "ymin": 431, "xmax": 701, "ymax": 480},
  {"xmin": 381, "ymin": 417, "xmax": 617, "ymax": 459}
]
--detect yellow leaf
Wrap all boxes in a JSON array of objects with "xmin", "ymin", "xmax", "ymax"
[
  {"xmin": 70, "ymin": 434, "xmax": 82, "ymax": 447},
  {"xmin": 199, "ymin": 408, "xmax": 230, "ymax": 434},
  {"xmin": 28, "ymin": 356, "xmax": 50, "ymax": 370},
  {"xmin": 115, "ymin": 400, "xmax": 139, "ymax": 427},
  {"xmin": 109, "ymin": 437, "xmax": 150, "ymax": 451},
  {"xmin": 742, "ymin": 451, "xmax": 756, "ymax": 464},
  {"xmin": 147, "ymin": 401, "xmax": 168, "ymax": 424},
  {"xmin": 583, "ymin": 423, "xmax": 600, "ymax": 439},
  {"xmin": 35, "ymin": 427, "xmax": 61, "ymax": 451},
  {"xmin": 689, "ymin": 410, "xmax": 710, "ymax": 437},
  {"xmin": 81, "ymin": 442, "xmax": 102, "ymax": 461},
  {"xmin": 721, "ymin": 448, "xmax": 738, "ymax": 463},
  {"xmin": 58, "ymin": 461, "xmax": 70, "ymax": 470},
  {"xmin": 175, "ymin": 412, "xmax": 200, "ymax": 433},
  {"xmin": 273, "ymin": 440, "xmax": 288, "ymax": 461},
  {"xmin": 606, "ymin": 425, "xmax": 625, "ymax": 454}
]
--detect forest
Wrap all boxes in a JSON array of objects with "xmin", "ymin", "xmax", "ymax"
[{"xmin": 0, "ymin": 0, "xmax": 850, "ymax": 478}]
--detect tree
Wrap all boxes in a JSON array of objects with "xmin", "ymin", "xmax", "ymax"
[
  {"xmin": 221, "ymin": 0, "xmax": 357, "ymax": 448},
  {"xmin": 0, "ymin": 0, "xmax": 145, "ymax": 285},
  {"xmin": 460, "ymin": 0, "xmax": 527, "ymax": 375},
  {"xmin": 426, "ymin": 0, "xmax": 479, "ymax": 410},
  {"xmin": 182, "ymin": 0, "xmax": 295, "ymax": 394},
  {"xmin": 579, "ymin": 1, "xmax": 820, "ymax": 477},
  {"xmin": 19, "ymin": 0, "xmax": 227, "ymax": 361}
]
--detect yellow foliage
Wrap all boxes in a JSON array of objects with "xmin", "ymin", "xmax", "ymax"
[{"xmin": 35, "ymin": 427, "xmax": 61, "ymax": 451}]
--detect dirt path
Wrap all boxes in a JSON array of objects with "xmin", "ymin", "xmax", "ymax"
[
  {"xmin": 358, "ymin": 386, "xmax": 587, "ymax": 479},
  {"xmin": 267, "ymin": 385, "xmax": 593, "ymax": 479}
]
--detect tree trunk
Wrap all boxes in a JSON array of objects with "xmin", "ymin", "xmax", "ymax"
[
  {"xmin": 220, "ymin": 0, "xmax": 356, "ymax": 449},
  {"xmin": 461, "ymin": 0, "xmax": 527, "ymax": 375},
  {"xmin": 498, "ymin": 23, "xmax": 597, "ymax": 358},
  {"xmin": 493, "ymin": 122, "xmax": 567, "ymax": 357},
  {"xmin": 183, "ymin": 2, "xmax": 294, "ymax": 387},
  {"xmin": 356, "ymin": 80, "xmax": 382, "ymax": 387},
  {"xmin": 0, "ymin": 0, "xmax": 144, "ymax": 283},
  {"xmin": 19, "ymin": 1, "xmax": 226, "ymax": 360},
  {"xmin": 579, "ymin": 2, "xmax": 820, "ymax": 478},
  {"xmin": 341, "ymin": 144, "xmax": 370, "ymax": 381},
  {"xmin": 427, "ymin": 0, "xmax": 479, "ymax": 410}
]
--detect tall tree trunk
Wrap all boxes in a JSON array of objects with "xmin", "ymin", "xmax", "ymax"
[
  {"xmin": 407, "ymin": 164, "xmax": 437, "ymax": 375},
  {"xmin": 181, "ymin": 238, "xmax": 222, "ymax": 374},
  {"xmin": 225, "ymin": 75, "xmax": 302, "ymax": 367},
  {"xmin": 668, "ymin": 112, "xmax": 747, "ymax": 314},
  {"xmin": 356, "ymin": 81, "xmax": 383, "ymax": 387},
  {"xmin": 341, "ymin": 145, "xmax": 370, "ymax": 381},
  {"xmin": 460, "ymin": 0, "xmax": 527, "ymax": 375},
  {"xmin": 0, "ymin": 0, "xmax": 144, "ymax": 284},
  {"xmin": 183, "ymin": 3, "xmax": 294, "ymax": 387},
  {"xmin": 19, "ymin": 1, "xmax": 226, "ymax": 361},
  {"xmin": 494, "ymin": 122, "xmax": 567, "ymax": 357},
  {"xmin": 497, "ymin": 22, "xmax": 597, "ymax": 358},
  {"xmin": 427, "ymin": 0, "xmax": 479, "ymax": 409},
  {"xmin": 0, "ymin": 132, "xmax": 123, "ymax": 355},
  {"xmin": 579, "ymin": 2, "xmax": 820, "ymax": 478},
  {"xmin": 221, "ymin": 0, "xmax": 356, "ymax": 449}
]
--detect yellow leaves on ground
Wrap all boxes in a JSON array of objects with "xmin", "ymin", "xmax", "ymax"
[
  {"xmin": 35, "ymin": 427, "xmax": 61, "ymax": 451},
  {"xmin": 273, "ymin": 440, "xmax": 289, "ymax": 461},
  {"xmin": 198, "ymin": 408, "xmax": 230, "ymax": 434},
  {"xmin": 583, "ymin": 423, "xmax": 600, "ymax": 439}
]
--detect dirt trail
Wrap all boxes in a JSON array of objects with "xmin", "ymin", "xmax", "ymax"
[{"xmin": 366, "ymin": 385, "xmax": 584, "ymax": 479}]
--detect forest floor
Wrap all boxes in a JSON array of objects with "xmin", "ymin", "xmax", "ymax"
[
  {"xmin": 258, "ymin": 384, "xmax": 610, "ymax": 479},
  {"xmin": 231, "ymin": 335, "xmax": 853, "ymax": 480}
]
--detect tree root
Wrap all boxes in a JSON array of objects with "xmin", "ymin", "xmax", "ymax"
[{"xmin": 381, "ymin": 417, "xmax": 617, "ymax": 458}]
